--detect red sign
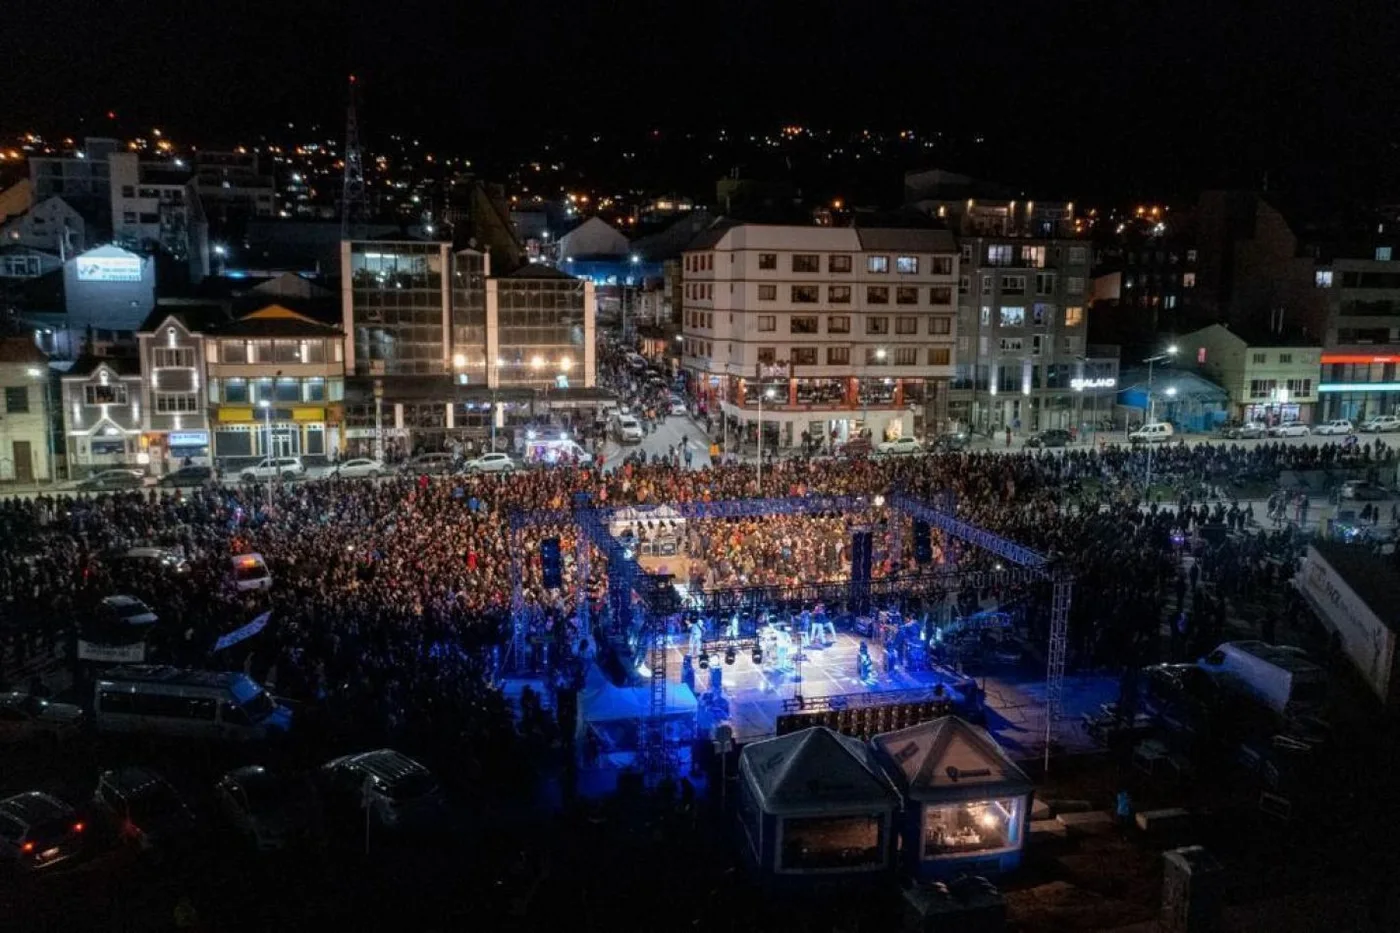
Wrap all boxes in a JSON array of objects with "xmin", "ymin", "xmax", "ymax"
[{"xmin": 1322, "ymin": 354, "xmax": 1397, "ymax": 364}]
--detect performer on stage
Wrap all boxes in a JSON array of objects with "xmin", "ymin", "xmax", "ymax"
[
  {"xmin": 774, "ymin": 627, "xmax": 793, "ymax": 671},
  {"xmin": 726, "ymin": 613, "xmax": 740, "ymax": 639},
  {"xmin": 688, "ymin": 619, "xmax": 705, "ymax": 658},
  {"xmin": 857, "ymin": 641, "xmax": 876, "ymax": 684}
]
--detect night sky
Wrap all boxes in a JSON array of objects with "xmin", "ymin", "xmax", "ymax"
[{"xmin": 2, "ymin": 0, "xmax": 1396, "ymax": 207}]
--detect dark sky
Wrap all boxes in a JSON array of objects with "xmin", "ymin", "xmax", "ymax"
[{"xmin": 2, "ymin": 0, "xmax": 1397, "ymax": 206}]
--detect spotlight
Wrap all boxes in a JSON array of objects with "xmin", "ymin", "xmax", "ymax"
[
  {"xmin": 725, "ymin": 646, "xmax": 736, "ymax": 666},
  {"xmin": 751, "ymin": 646, "xmax": 763, "ymax": 665}
]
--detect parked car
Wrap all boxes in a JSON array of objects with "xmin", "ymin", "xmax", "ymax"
[
  {"xmin": 99, "ymin": 595, "xmax": 158, "ymax": 628},
  {"xmin": 463, "ymin": 452, "xmax": 517, "ymax": 473},
  {"xmin": 92, "ymin": 767, "xmax": 198, "ymax": 853},
  {"xmin": 215, "ymin": 766, "xmax": 322, "ymax": 851},
  {"xmin": 0, "ymin": 792, "xmax": 86, "ymax": 872},
  {"xmin": 401, "ymin": 452, "xmax": 455, "ymax": 475},
  {"xmin": 668, "ymin": 398, "xmax": 688, "ymax": 416},
  {"xmin": 0, "ymin": 693, "xmax": 86, "ymax": 745},
  {"xmin": 1025, "ymin": 428, "xmax": 1073, "ymax": 449},
  {"xmin": 1339, "ymin": 480, "xmax": 1390, "ymax": 501},
  {"xmin": 1268, "ymin": 422, "xmax": 1311, "ymax": 438},
  {"xmin": 157, "ymin": 465, "xmax": 213, "ymax": 488},
  {"xmin": 927, "ymin": 431, "xmax": 971, "ymax": 452},
  {"xmin": 612, "ymin": 415, "xmax": 644, "ymax": 444},
  {"xmin": 1313, "ymin": 419, "xmax": 1354, "ymax": 436},
  {"xmin": 1128, "ymin": 422, "xmax": 1175, "ymax": 444},
  {"xmin": 877, "ymin": 436, "xmax": 923, "ymax": 456},
  {"xmin": 109, "ymin": 547, "xmax": 188, "ymax": 576},
  {"xmin": 77, "ymin": 469, "xmax": 146, "ymax": 491},
  {"xmin": 318, "ymin": 749, "xmax": 446, "ymax": 832},
  {"xmin": 1360, "ymin": 415, "xmax": 1400, "ymax": 433},
  {"xmin": 1222, "ymin": 421, "xmax": 1268, "ymax": 440},
  {"xmin": 332, "ymin": 457, "xmax": 385, "ymax": 479},
  {"xmin": 239, "ymin": 457, "xmax": 305, "ymax": 483}
]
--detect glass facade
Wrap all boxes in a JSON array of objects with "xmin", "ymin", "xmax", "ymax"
[
  {"xmin": 495, "ymin": 275, "xmax": 587, "ymax": 388},
  {"xmin": 349, "ymin": 242, "xmax": 446, "ymax": 376},
  {"xmin": 451, "ymin": 250, "xmax": 488, "ymax": 385}
]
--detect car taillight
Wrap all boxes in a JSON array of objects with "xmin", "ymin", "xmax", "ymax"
[
  {"xmin": 21, "ymin": 841, "xmax": 34, "ymax": 853},
  {"xmin": 73, "ymin": 822, "xmax": 84, "ymax": 833}
]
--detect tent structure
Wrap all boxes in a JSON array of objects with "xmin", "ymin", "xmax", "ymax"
[
  {"xmin": 737, "ymin": 726, "xmax": 901, "ymax": 877},
  {"xmin": 871, "ymin": 716, "xmax": 1035, "ymax": 878},
  {"xmin": 576, "ymin": 667, "xmax": 698, "ymax": 774}
]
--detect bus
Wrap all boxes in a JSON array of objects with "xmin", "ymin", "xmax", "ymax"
[{"xmin": 93, "ymin": 665, "xmax": 292, "ymax": 741}]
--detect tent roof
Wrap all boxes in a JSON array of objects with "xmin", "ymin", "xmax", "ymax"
[
  {"xmin": 577, "ymin": 668, "xmax": 697, "ymax": 723},
  {"xmin": 740, "ymin": 726, "xmax": 899, "ymax": 817},
  {"xmin": 871, "ymin": 716, "xmax": 1033, "ymax": 802}
]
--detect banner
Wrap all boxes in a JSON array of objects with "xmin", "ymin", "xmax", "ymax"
[
  {"xmin": 1296, "ymin": 546, "xmax": 1396, "ymax": 702},
  {"xmin": 213, "ymin": 611, "xmax": 272, "ymax": 653},
  {"xmin": 78, "ymin": 640, "xmax": 146, "ymax": 663}
]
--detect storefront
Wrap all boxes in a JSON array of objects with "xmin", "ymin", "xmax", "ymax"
[
  {"xmin": 213, "ymin": 406, "xmax": 338, "ymax": 462},
  {"xmin": 163, "ymin": 430, "xmax": 211, "ymax": 467}
]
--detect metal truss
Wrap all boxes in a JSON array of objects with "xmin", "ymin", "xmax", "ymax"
[{"xmin": 887, "ymin": 492, "xmax": 1049, "ymax": 571}]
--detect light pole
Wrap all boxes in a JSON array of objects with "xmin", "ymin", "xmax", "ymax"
[
  {"xmin": 490, "ymin": 358, "xmax": 504, "ymax": 452},
  {"xmin": 26, "ymin": 366, "xmax": 56, "ymax": 485},
  {"xmin": 1142, "ymin": 345, "xmax": 1178, "ymax": 493},
  {"xmin": 258, "ymin": 399, "xmax": 273, "ymax": 500},
  {"xmin": 756, "ymin": 386, "xmax": 775, "ymax": 494}
]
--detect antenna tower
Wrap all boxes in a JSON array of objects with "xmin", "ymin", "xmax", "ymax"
[{"xmin": 341, "ymin": 74, "xmax": 368, "ymax": 240}]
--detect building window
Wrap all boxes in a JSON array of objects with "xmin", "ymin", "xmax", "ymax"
[
  {"xmin": 958, "ymin": 276, "xmax": 970, "ymax": 295},
  {"xmin": 987, "ymin": 245, "xmax": 1014, "ymax": 266},
  {"xmin": 930, "ymin": 256, "xmax": 953, "ymax": 276},
  {"xmin": 121, "ymin": 185, "xmax": 135, "ymax": 198},
  {"xmin": 829, "ymin": 285, "xmax": 852, "ymax": 304},
  {"xmin": 152, "ymin": 347, "xmax": 195, "ymax": 368},
  {"xmin": 1252, "ymin": 352, "xmax": 1267, "ymax": 364},
  {"xmin": 1315, "ymin": 270, "xmax": 1334, "ymax": 288},
  {"xmin": 791, "ymin": 347, "xmax": 818, "ymax": 365},
  {"xmin": 1032, "ymin": 303, "xmax": 1054, "ymax": 326},
  {"xmin": 893, "ymin": 347, "xmax": 919, "ymax": 365},
  {"xmin": 829, "ymin": 255, "xmax": 852, "ymax": 273},
  {"xmin": 999, "ymin": 337, "xmax": 1024, "ymax": 353},
  {"xmin": 1183, "ymin": 272, "xmax": 1196, "ymax": 288},
  {"xmin": 1065, "ymin": 276, "xmax": 1085, "ymax": 294},
  {"xmin": 929, "ymin": 316, "xmax": 952, "ymax": 335},
  {"xmin": 866, "ymin": 286, "xmax": 890, "ymax": 304},
  {"xmin": 866, "ymin": 316, "xmax": 889, "ymax": 335},
  {"xmin": 757, "ymin": 347, "xmax": 777, "ymax": 364},
  {"xmin": 980, "ymin": 274, "xmax": 993, "ymax": 294},
  {"xmin": 930, "ymin": 285, "xmax": 953, "ymax": 305},
  {"xmin": 222, "ymin": 379, "xmax": 249, "ymax": 404},
  {"xmin": 1064, "ymin": 306, "xmax": 1084, "ymax": 327},
  {"xmin": 1023, "ymin": 246, "xmax": 1046, "ymax": 268},
  {"xmin": 790, "ymin": 316, "xmax": 819, "ymax": 334},
  {"xmin": 895, "ymin": 316, "xmax": 919, "ymax": 334},
  {"xmin": 896, "ymin": 256, "xmax": 919, "ymax": 274},
  {"xmin": 757, "ymin": 315, "xmax": 776, "ymax": 332},
  {"xmin": 827, "ymin": 315, "xmax": 851, "ymax": 334},
  {"xmin": 960, "ymin": 244, "xmax": 973, "ymax": 263},
  {"xmin": 792, "ymin": 254, "xmax": 820, "ymax": 273},
  {"xmin": 758, "ymin": 284, "xmax": 777, "ymax": 300},
  {"xmin": 1067, "ymin": 246, "xmax": 1088, "ymax": 265},
  {"xmin": 1001, "ymin": 275, "xmax": 1027, "ymax": 296},
  {"xmin": 1035, "ymin": 272, "xmax": 1055, "ymax": 296},
  {"xmin": 1378, "ymin": 247, "xmax": 1393, "ymax": 262},
  {"xmin": 864, "ymin": 348, "xmax": 889, "ymax": 365},
  {"xmin": 827, "ymin": 346, "xmax": 850, "ymax": 365},
  {"xmin": 867, "ymin": 255, "xmax": 889, "ymax": 274},
  {"xmin": 4, "ymin": 386, "xmax": 28, "ymax": 413},
  {"xmin": 896, "ymin": 286, "xmax": 920, "ymax": 305},
  {"xmin": 122, "ymin": 212, "xmax": 136, "ymax": 224},
  {"xmin": 154, "ymin": 393, "xmax": 200, "ymax": 413},
  {"xmin": 999, "ymin": 306, "xmax": 1025, "ymax": 327},
  {"xmin": 758, "ymin": 252, "xmax": 777, "ymax": 270},
  {"xmin": 1279, "ymin": 353, "xmax": 1293, "ymax": 364},
  {"xmin": 928, "ymin": 347, "xmax": 951, "ymax": 365},
  {"xmin": 980, "ymin": 306, "xmax": 991, "ymax": 326},
  {"xmin": 791, "ymin": 285, "xmax": 819, "ymax": 303},
  {"xmin": 84, "ymin": 384, "xmax": 128, "ymax": 406}
]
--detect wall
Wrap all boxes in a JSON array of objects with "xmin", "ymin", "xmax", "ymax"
[
  {"xmin": 1297, "ymin": 546, "xmax": 1396, "ymax": 704},
  {"xmin": 0, "ymin": 368, "xmax": 52, "ymax": 481},
  {"xmin": 62, "ymin": 246, "xmax": 156, "ymax": 331}
]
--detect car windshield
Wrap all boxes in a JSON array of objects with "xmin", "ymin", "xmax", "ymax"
[
  {"xmin": 235, "ymin": 564, "xmax": 268, "ymax": 581},
  {"xmin": 387, "ymin": 772, "xmax": 438, "ymax": 802}
]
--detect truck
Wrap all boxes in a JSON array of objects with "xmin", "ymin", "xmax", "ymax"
[{"xmin": 1194, "ymin": 640, "xmax": 1327, "ymax": 717}]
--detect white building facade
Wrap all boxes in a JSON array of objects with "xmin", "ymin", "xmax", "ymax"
[
  {"xmin": 0, "ymin": 340, "xmax": 55, "ymax": 484},
  {"xmin": 680, "ymin": 224, "xmax": 958, "ymax": 449}
]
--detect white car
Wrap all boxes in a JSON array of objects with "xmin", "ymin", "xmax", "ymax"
[
  {"xmin": 613, "ymin": 415, "xmax": 644, "ymax": 444},
  {"xmin": 464, "ymin": 452, "xmax": 517, "ymax": 473},
  {"xmin": 877, "ymin": 436, "xmax": 923, "ymax": 456},
  {"xmin": 332, "ymin": 458, "xmax": 385, "ymax": 479},
  {"xmin": 1313, "ymin": 419, "xmax": 1353, "ymax": 436},
  {"xmin": 239, "ymin": 457, "xmax": 305, "ymax": 483},
  {"xmin": 0, "ymin": 693, "xmax": 86, "ymax": 744},
  {"xmin": 1268, "ymin": 422, "xmax": 1311, "ymax": 438},
  {"xmin": 669, "ymin": 399, "xmax": 688, "ymax": 416},
  {"xmin": 231, "ymin": 553, "xmax": 273, "ymax": 592},
  {"xmin": 1360, "ymin": 415, "xmax": 1400, "ymax": 433}
]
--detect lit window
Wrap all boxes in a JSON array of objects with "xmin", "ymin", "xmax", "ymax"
[
  {"xmin": 1315, "ymin": 270, "xmax": 1333, "ymax": 288},
  {"xmin": 1064, "ymin": 306, "xmax": 1084, "ymax": 327},
  {"xmin": 867, "ymin": 255, "xmax": 889, "ymax": 274},
  {"xmin": 987, "ymin": 245, "xmax": 1014, "ymax": 266},
  {"xmin": 999, "ymin": 307, "xmax": 1025, "ymax": 327},
  {"xmin": 1377, "ymin": 247, "xmax": 1393, "ymax": 262},
  {"xmin": 895, "ymin": 256, "xmax": 919, "ymax": 274},
  {"xmin": 758, "ymin": 253, "xmax": 777, "ymax": 270}
]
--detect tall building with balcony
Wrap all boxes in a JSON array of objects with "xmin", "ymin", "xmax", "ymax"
[
  {"xmin": 950, "ymin": 237, "xmax": 1096, "ymax": 433},
  {"xmin": 109, "ymin": 152, "xmax": 208, "ymax": 274},
  {"xmin": 680, "ymin": 223, "xmax": 958, "ymax": 448}
]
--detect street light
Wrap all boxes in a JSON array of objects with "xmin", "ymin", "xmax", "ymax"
[
  {"xmin": 26, "ymin": 366, "xmax": 56, "ymax": 485},
  {"xmin": 757, "ymin": 386, "xmax": 776, "ymax": 495},
  {"xmin": 1142, "ymin": 344, "xmax": 1178, "ymax": 492}
]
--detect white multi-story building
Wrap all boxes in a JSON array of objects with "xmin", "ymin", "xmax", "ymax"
[
  {"xmin": 0, "ymin": 338, "xmax": 56, "ymax": 484},
  {"xmin": 680, "ymin": 224, "xmax": 958, "ymax": 449}
]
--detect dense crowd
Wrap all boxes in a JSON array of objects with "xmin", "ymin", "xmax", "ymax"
[{"xmin": 0, "ymin": 430, "xmax": 1394, "ymax": 758}]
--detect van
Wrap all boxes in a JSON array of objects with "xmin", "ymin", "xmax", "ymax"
[
  {"xmin": 525, "ymin": 438, "xmax": 595, "ymax": 466},
  {"xmin": 94, "ymin": 665, "xmax": 293, "ymax": 740},
  {"xmin": 1128, "ymin": 422, "xmax": 1174, "ymax": 444},
  {"xmin": 1196, "ymin": 640, "xmax": 1327, "ymax": 716},
  {"xmin": 231, "ymin": 553, "xmax": 272, "ymax": 593}
]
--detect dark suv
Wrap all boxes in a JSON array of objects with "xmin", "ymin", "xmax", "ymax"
[{"xmin": 1025, "ymin": 429, "xmax": 1073, "ymax": 449}]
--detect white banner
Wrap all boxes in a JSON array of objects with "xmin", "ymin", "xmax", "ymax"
[
  {"xmin": 1297, "ymin": 546, "xmax": 1396, "ymax": 702},
  {"xmin": 78, "ymin": 640, "xmax": 146, "ymax": 663}
]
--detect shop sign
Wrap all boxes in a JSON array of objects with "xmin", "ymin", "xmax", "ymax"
[
  {"xmin": 167, "ymin": 431, "xmax": 209, "ymax": 447},
  {"xmin": 1071, "ymin": 377, "xmax": 1117, "ymax": 390},
  {"xmin": 345, "ymin": 427, "xmax": 410, "ymax": 439}
]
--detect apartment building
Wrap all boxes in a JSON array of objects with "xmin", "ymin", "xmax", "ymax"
[
  {"xmin": 1312, "ymin": 243, "xmax": 1400, "ymax": 422},
  {"xmin": 1181, "ymin": 323, "xmax": 1321, "ymax": 424},
  {"xmin": 679, "ymin": 223, "xmax": 958, "ymax": 448}
]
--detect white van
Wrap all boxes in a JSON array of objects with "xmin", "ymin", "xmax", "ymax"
[
  {"xmin": 94, "ymin": 665, "xmax": 293, "ymax": 740},
  {"xmin": 1196, "ymin": 640, "xmax": 1327, "ymax": 716},
  {"xmin": 612, "ymin": 414, "xmax": 643, "ymax": 444},
  {"xmin": 1128, "ymin": 422, "xmax": 1174, "ymax": 444},
  {"xmin": 525, "ymin": 438, "xmax": 595, "ymax": 466},
  {"xmin": 231, "ymin": 553, "xmax": 272, "ymax": 593}
]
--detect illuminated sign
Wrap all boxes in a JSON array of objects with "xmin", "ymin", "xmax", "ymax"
[
  {"xmin": 167, "ymin": 431, "xmax": 209, "ymax": 447},
  {"xmin": 1321, "ymin": 355, "xmax": 1397, "ymax": 365},
  {"xmin": 1071, "ymin": 377, "xmax": 1117, "ymax": 390},
  {"xmin": 1318, "ymin": 383, "xmax": 1400, "ymax": 393},
  {"xmin": 76, "ymin": 256, "xmax": 143, "ymax": 282}
]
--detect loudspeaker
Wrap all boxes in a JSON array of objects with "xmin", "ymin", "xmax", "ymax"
[
  {"xmin": 851, "ymin": 531, "xmax": 873, "ymax": 582},
  {"xmin": 541, "ymin": 537, "xmax": 563, "ymax": 589},
  {"xmin": 913, "ymin": 520, "xmax": 933, "ymax": 564}
]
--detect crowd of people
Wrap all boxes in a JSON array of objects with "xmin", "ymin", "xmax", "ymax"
[{"xmin": 0, "ymin": 424, "xmax": 1394, "ymax": 762}]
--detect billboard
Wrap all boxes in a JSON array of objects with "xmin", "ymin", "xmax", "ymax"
[
  {"xmin": 1296, "ymin": 546, "xmax": 1396, "ymax": 703},
  {"xmin": 77, "ymin": 255, "xmax": 144, "ymax": 283},
  {"xmin": 77, "ymin": 640, "xmax": 146, "ymax": 663}
]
